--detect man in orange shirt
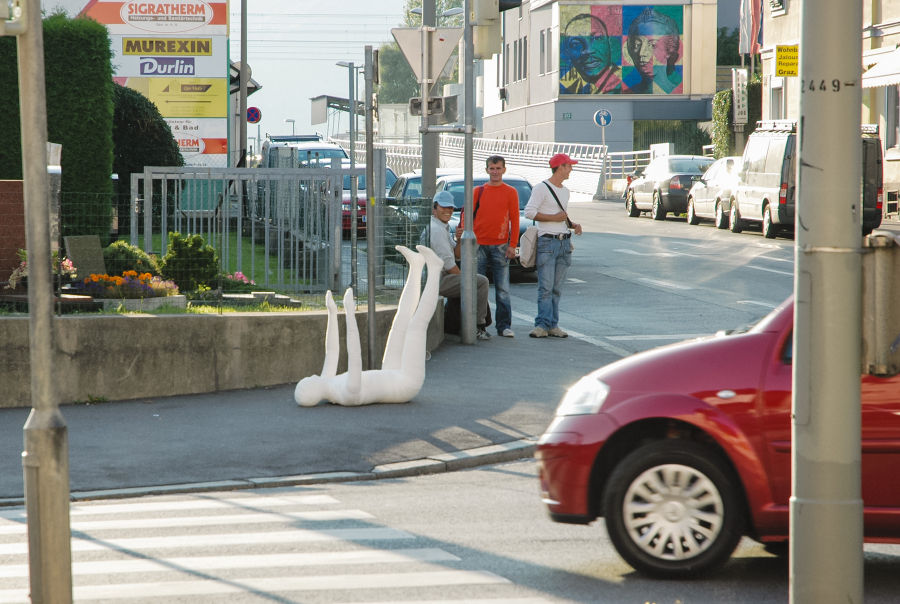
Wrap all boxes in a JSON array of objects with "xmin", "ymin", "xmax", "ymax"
[{"xmin": 457, "ymin": 155, "xmax": 520, "ymax": 337}]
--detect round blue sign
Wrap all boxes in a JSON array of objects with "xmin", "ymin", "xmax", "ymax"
[
  {"xmin": 247, "ymin": 107, "xmax": 262, "ymax": 124},
  {"xmin": 593, "ymin": 109, "xmax": 611, "ymax": 128}
]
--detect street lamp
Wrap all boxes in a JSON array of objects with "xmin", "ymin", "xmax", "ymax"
[{"xmin": 284, "ymin": 118, "xmax": 295, "ymax": 135}]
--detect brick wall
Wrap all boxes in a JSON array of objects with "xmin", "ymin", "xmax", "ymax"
[{"xmin": 0, "ymin": 181, "xmax": 25, "ymax": 283}]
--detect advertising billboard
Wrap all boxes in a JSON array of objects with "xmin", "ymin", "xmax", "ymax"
[{"xmin": 80, "ymin": 0, "xmax": 229, "ymax": 166}]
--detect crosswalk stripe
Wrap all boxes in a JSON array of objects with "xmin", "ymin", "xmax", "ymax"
[
  {"xmin": 0, "ymin": 571, "xmax": 509, "ymax": 602},
  {"xmin": 0, "ymin": 493, "xmax": 340, "ymax": 520},
  {"xmin": 0, "ymin": 526, "xmax": 415, "ymax": 556},
  {"xmin": 0, "ymin": 547, "xmax": 459, "ymax": 579},
  {"xmin": 0, "ymin": 508, "xmax": 373, "ymax": 534}
]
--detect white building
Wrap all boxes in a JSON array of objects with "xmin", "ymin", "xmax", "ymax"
[{"xmin": 480, "ymin": 1, "xmax": 721, "ymax": 152}]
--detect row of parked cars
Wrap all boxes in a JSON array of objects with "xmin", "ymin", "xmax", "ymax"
[{"xmin": 624, "ymin": 120, "xmax": 885, "ymax": 238}]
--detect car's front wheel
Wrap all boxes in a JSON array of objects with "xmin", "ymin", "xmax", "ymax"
[
  {"xmin": 686, "ymin": 198, "xmax": 700, "ymax": 225},
  {"xmin": 762, "ymin": 205, "xmax": 779, "ymax": 239},
  {"xmin": 651, "ymin": 192, "xmax": 667, "ymax": 221},
  {"xmin": 729, "ymin": 203, "xmax": 743, "ymax": 233},
  {"xmin": 714, "ymin": 201, "xmax": 729, "ymax": 229},
  {"xmin": 602, "ymin": 440, "xmax": 745, "ymax": 578},
  {"xmin": 626, "ymin": 190, "xmax": 640, "ymax": 217}
]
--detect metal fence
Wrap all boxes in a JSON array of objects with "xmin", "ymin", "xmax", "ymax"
[
  {"xmin": 334, "ymin": 134, "xmax": 653, "ymax": 199},
  {"xmin": 113, "ymin": 161, "xmax": 429, "ymax": 306}
]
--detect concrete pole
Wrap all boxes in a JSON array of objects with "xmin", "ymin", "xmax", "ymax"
[
  {"xmin": 458, "ymin": 0, "xmax": 476, "ymax": 344},
  {"xmin": 421, "ymin": 0, "xmax": 438, "ymax": 200},
  {"xmin": 791, "ymin": 0, "xmax": 864, "ymax": 602},
  {"xmin": 364, "ymin": 46, "xmax": 378, "ymax": 370},
  {"xmin": 17, "ymin": 0, "xmax": 73, "ymax": 601}
]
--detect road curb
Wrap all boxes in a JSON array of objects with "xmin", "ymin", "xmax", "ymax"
[{"xmin": 0, "ymin": 439, "xmax": 537, "ymax": 507}]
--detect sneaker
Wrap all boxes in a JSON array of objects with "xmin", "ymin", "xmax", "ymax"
[
  {"xmin": 548, "ymin": 326, "xmax": 568, "ymax": 338},
  {"xmin": 476, "ymin": 328, "xmax": 492, "ymax": 341},
  {"xmin": 500, "ymin": 328, "xmax": 515, "ymax": 338},
  {"xmin": 529, "ymin": 327, "xmax": 548, "ymax": 338}
]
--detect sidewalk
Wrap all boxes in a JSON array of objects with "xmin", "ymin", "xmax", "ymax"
[{"xmin": 0, "ymin": 321, "xmax": 617, "ymax": 505}]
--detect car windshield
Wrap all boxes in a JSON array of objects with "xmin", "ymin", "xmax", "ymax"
[
  {"xmin": 297, "ymin": 148, "xmax": 347, "ymax": 167},
  {"xmin": 669, "ymin": 158, "xmax": 714, "ymax": 174},
  {"xmin": 343, "ymin": 169, "xmax": 398, "ymax": 191},
  {"xmin": 442, "ymin": 179, "xmax": 533, "ymax": 210}
]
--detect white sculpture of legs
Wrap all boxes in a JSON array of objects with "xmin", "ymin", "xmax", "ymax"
[{"xmin": 294, "ymin": 245, "xmax": 442, "ymax": 406}]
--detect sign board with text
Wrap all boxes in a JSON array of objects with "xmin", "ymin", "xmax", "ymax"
[
  {"xmin": 732, "ymin": 68, "xmax": 749, "ymax": 125},
  {"xmin": 776, "ymin": 45, "xmax": 799, "ymax": 77}
]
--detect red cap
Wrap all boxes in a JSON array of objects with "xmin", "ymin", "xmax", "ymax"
[{"xmin": 549, "ymin": 153, "xmax": 578, "ymax": 169}]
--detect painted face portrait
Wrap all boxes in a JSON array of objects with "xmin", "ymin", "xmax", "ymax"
[
  {"xmin": 561, "ymin": 12, "xmax": 621, "ymax": 94},
  {"xmin": 626, "ymin": 8, "xmax": 680, "ymax": 81}
]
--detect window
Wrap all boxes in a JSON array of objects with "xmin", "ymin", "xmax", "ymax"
[
  {"xmin": 546, "ymin": 29, "xmax": 554, "ymax": 74},
  {"xmin": 504, "ymin": 43, "xmax": 510, "ymax": 85},
  {"xmin": 513, "ymin": 40, "xmax": 518, "ymax": 81},
  {"xmin": 887, "ymin": 86, "xmax": 899, "ymax": 149},
  {"xmin": 539, "ymin": 30, "xmax": 545, "ymax": 75},
  {"xmin": 522, "ymin": 36, "xmax": 527, "ymax": 79}
]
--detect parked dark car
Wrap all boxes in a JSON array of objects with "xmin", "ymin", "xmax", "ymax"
[
  {"xmin": 686, "ymin": 156, "xmax": 743, "ymax": 229},
  {"xmin": 536, "ymin": 298, "xmax": 900, "ymax": 578},
  {"xmin": 434, "ymin": 173, "xmax": 536, "ymax": 277},
  {"xmin": 625, "ymin": 155, "xmax": 715, "ymax": 221}
]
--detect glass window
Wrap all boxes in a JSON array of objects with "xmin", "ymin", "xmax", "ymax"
[
  {"xmin": 523, "ymin": 36, "xmax": 528, "ymax": 79},
  {"xmin": 539, "ymin": 30, "xmax": 545, "ymax": 76},
  {"xmin": 887, "ymin": 86, "xmax": 899, "ymax": 149}
]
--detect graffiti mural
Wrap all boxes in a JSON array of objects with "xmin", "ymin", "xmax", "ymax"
[{"xmin": 560, "ymin": 4, "xmax": 684, "ymax": 95}]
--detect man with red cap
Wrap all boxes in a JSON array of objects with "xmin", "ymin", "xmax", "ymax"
[{"xmin": 523, "ymin": 153, "xmax": 583, "ymax": 338}]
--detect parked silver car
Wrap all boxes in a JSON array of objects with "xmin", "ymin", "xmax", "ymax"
[
  {"xmin": 625, "ymin": 155, "xmax": 715, "ymax": 221},
  {"xmin": 686, "ymin": 156, "xmax": 743, "ymax": 229}
]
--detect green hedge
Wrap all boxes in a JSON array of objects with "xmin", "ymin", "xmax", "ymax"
[
  {"xmin": 711, "ymin": 79, "xmax": 763, "ymax": 158},
  {"xmin": 0, "ymin": 13, "xmax": 114, "ymax": 239}
]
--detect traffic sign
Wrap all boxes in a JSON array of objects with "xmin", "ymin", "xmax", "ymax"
[
  {"xmin": 247, "ymin": 106, "xmax": 261, "ymax": 124},
  {"xmin": 593, "ymin": 109, "xmax": 612, "ymax": 128},
  {"xmin": 392, "ymin": 27, "xmax": 463, "ymax": 83}
]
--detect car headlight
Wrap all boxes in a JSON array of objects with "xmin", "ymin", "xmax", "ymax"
[{"xmin": 555, "ymin": 375, "xmax": 610, "ymax": 416}]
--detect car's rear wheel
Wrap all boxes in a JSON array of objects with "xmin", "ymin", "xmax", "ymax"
[
  {"xmin": 602, "ymin": 440, "xmax": 745, "ymax": 578},
  {"xmin": 714, "ymin": 201, "xmax": 729, "ymax": 229},
  {"xmin": 686, "ymin": 198, "xmax": 700, "ymax": 225},
  {"xmin": 626, "ymin": 190, "xmax": 640, "ymax": 217},
  {"xmin": 729, "ymin": 203, "xmax": 743, "ymax": 233},
  {"xmin": 762, "ymin": 205, "xmax": 779, "ymax": 239},
  {"xmin": 651, "ymin": 192, "xmax": 667, "ymax": 221}
]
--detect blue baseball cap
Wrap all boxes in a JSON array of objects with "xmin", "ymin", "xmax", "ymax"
[{"xmin": 433, "ymin": 191, "xmax": 455, "ymax": 208}]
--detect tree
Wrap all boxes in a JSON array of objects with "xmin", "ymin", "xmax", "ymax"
[
  {"xmin": 376, "ymin": 0, "xmax": 463, "ymax": 103},
  {"xmin": 717, "ymin": 27, "xmax": 741, "ymax": 65}
]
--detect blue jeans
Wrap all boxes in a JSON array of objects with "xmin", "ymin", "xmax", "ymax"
[
  {"xmin": 534, "ymin": 236, "xmax": 572, "ymax": 330},
  {"xmin": 477, "ymin": 243, "xmax": 511, "ymax": 333}
]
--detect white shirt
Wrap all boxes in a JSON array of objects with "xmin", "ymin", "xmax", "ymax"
[{"xmin": 524, "ymin": 181, "xmax": 570, "ymax": 236}]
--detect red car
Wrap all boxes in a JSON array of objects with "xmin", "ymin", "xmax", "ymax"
[
  {"xmin": 342, "ymin": 167, "xmax": 397, "ymax": 235},
  {"xmin": 536, "ymin": 298, "xmax": 900, "ymax": 578}
]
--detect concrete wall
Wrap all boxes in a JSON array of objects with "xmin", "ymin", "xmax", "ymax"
[{"xmin": 0, "ymin": 306, "xmax": 444, "ymax": 409}]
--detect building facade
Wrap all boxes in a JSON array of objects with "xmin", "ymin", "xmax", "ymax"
[{"xmin": 481, "ymin": 0, "xmax": 720, "ymax": 152}]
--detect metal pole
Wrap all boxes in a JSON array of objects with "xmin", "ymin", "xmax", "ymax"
[
  {"xmin": 349, "ymin": 62, "xmax": 358, "ymax": 295},
  {"xmin": 791, "ymin": 0, "xmax": 864, "ymax": 602},
  {"xmin": 239, "ymin": 0, "xmax": 247, "ymax": 167},
  {"xmin": 421, "ymin": 0, "xmax": 438, "ymax": 200},
  {"xmin": 459, "ymin": 0, "xmax": 476, "ymax": 344},
  {"xmin": 365, "ymin": 45, "xmax": 377, "ymax": 369},
  {"xmin": 17, "ymin": 0, "xmax": 73, "ymax": 601}
]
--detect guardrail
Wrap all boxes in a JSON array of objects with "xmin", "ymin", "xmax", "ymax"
[{"xmin": 334, "ymin": 135, "xmax": 653, "ymax": 199}]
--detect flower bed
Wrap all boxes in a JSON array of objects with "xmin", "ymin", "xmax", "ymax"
[{"xmin": 79, "ymin": 271, "xmax": 180, "ymax": 299}]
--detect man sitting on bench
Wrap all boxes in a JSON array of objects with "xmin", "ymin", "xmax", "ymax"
[{"xmin": 427, "ymin": 191, "xmax": 490, "ymax": 340}]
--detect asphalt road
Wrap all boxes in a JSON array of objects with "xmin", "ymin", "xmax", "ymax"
[{"xmin": 1, "ymin": 198, "xmax": 894, "ymax": 503}]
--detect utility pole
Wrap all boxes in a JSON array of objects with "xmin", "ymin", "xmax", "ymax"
[
  {"xmin": 458, "ymin": 0, "xmax": 476, "ymax": 344},
  {"xmin": 365, "ymin": 45, "xmax": 378, "ymax": 369},
  {"xmin": 239, "ymin": 0, "xmax": 247, "ymax": 167},
  {"xmin": 791, "ymin": 0, "xmax": 864, "ymax": 602},
  {"xmin": 5, "ymin": 0, "xmax": 75, "ymax": 601}
]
